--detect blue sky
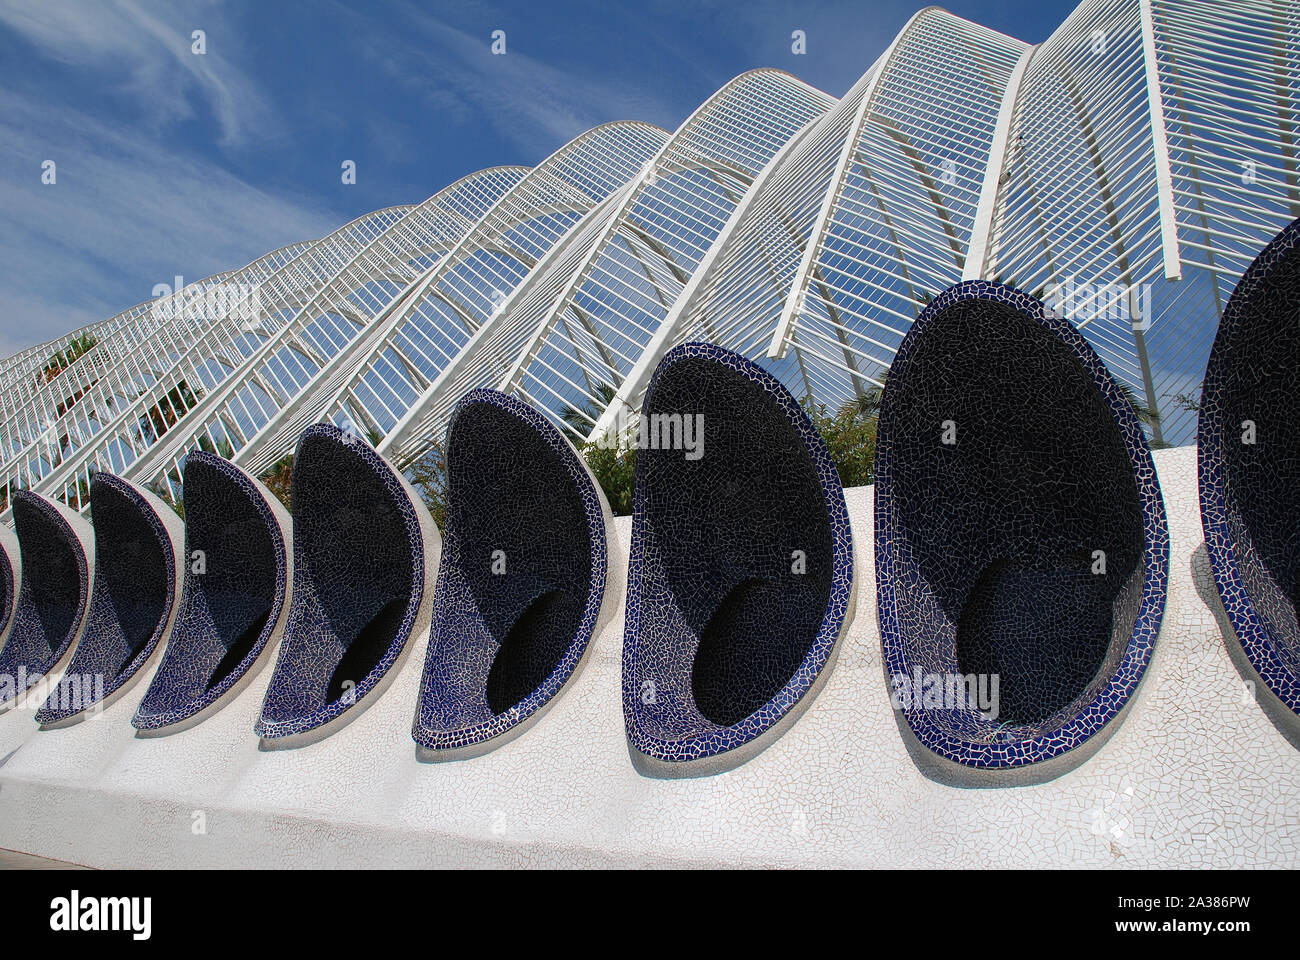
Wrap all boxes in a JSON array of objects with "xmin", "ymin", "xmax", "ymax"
[{"xmin": 0, "ymin": 0, "xmax": 1077, "ymax": 355}]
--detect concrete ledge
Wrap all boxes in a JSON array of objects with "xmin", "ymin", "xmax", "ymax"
[{"xmin": 0, "ymin": 446, "xmax": 1295, "ymax": 868}]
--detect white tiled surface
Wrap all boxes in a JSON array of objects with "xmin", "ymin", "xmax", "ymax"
[{"xmin": 0, "ymin": 445, "xmax": 1295, "ymax": 868}]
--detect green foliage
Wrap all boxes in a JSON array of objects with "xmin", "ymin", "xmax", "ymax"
[
  {"xmin": 61, "ymin": 477, "xmax": 92, "ymax": 513},
  {"xmin": 803, "ymin": 396, "xmax": 880, "ymax": 489},
  {"xmin": 196, "ymin": 434, "xmax": 235, "ymax": 459},
  {"xmin": 37, "ymin": 334, "xmax": 97, "ymax": 386},
  {"xmin": 557, "ymin": 384, "xmax": 638, "ymax": 514},
  {"xmin": 403, "ymin": 443, "xmax": 448, "ymax": 531},
  {"xmin": 1118, "ymin": 382, "xmax": 1160, "ymax": 428},
  {"xmin": 260, "ymin": 452, "xmax": 294, "ymax": 513},
  {"xmin": 579, "ymin": 441, "xmax": 636, "ymax": 516},
  {"xmin": 140, "ymin": 380, "xmax": 201, "ymax": 441},
  {"xmin": 559, "ymin": 383, "xmax": 619, "ymax": 436},
  {"xmin": 151, "ymin": 484, "xmax": 185, "ymax": 520}
]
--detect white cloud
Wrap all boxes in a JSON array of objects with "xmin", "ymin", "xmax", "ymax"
[
  {"xmin": 351, "ymin": 3, "xmax": 685, "ymax": 155},
  {"xmin": 0, "ymin": 0, "xmax": 272, "ymax": 146},
  {"xmin": 0, "ymin": 89, "xmax": 341, "ymax": 353}
]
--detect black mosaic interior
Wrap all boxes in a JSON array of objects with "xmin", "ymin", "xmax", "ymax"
[
  {"xmin": 414, "ymin": 389, "xmax": 609, "ymax": 753},
  {"xmin": 0, "ymin": 494, "xmax": 88, "ymax": 704},
  {"xmin": 0, "ymin": 536, "xmax": 13, "ymax": 639},
  {"xmin": 638, "ymin": 356, "xmax": 833, "ymax": 730},
  {"xmin": 85, "ymin": 479, "xmax": 169, "ymax": 679},
  {"xmin": 447, "ymin": 401, "xmax": 589, "ymax": 715},
  {"xmin": 134, "ymin": 452, "xmax": 286, "ymax": 730},
  {"xmin": 887, "ymin": 299, "xmax": 1144, "ymax": 726},
  {"xmin": 34, "ymin": 475, "xmax": 178, "ymax": 725},
  {"xmin": 1217, "ymin": 239, "xmax": 1300, "ymax": 657},
  {"xmin": 257, "ymin": 428, "xmax": 416, "ymax": 735}
]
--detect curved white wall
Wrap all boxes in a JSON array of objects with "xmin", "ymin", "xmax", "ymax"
[{"xmin": 0, "ymin": 446, "xmax": 1293, "ymax": 868}]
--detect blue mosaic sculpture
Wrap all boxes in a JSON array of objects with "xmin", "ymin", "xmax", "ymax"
[
  {"xmin": 1199, "ymin": 215, "xmax": 1300, "ymax": 741},
  {"xmin": 256, "ymin": 424, "xmax": 439, "ymax": 746},
  {"xmin": 623, "ymin": 342, "xmax": 856, "ymax": 777},
  {"xmin": 413, "ymin": 389, "xmax": 615, "ymax": 758},
  {"xmin": 0, "ymin": 524, "xmax": 19, "ymax": 653},
  {"xmin": 35, "ymin": 475, "xmax": 184, "ymax": 727},
  {"xmin": 875, "ymin": 281, "xmax": 1169, "ymax": 784},
  {"xmin": 135, "ymin": 453, "xmax": 293, "ymax": 734},
  {"xmin": 0, "ymin": 493, "xmax": 94, "ymax": 710}
]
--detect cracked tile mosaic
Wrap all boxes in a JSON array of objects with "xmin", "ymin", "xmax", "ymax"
[
  {"xmin": 0, "ymin": 493, "xmax": 93, "ymax": 709},
  {"xmin": 1199, "ymin": 214, "xmax": 1300, "ymax": 731},
  {"xmin": 623, "ymin": 341, "xmax": 855, "ymax": 776},
  {"xmin": 874, "ymin": 280, "xmax": 1169, "ymax": 776},
  {"xmin": 413, "ymin": 389, "xmax": 611, "ymax": 756},
  {"xmin": 35, "ymin": 475, "xmax": 181, "ymax": 726},
  {"xmin": 135, "ymin": 452, "xmax": 292, "ymax": 733},
  {"xmin": 256, "ymin": 423, "xmax": 434, "ymax": 744},
  {"xmin": 0, "ymin": 524, "xmax": 17, "ymax": 647}
]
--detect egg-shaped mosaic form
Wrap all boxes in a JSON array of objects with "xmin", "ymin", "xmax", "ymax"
[
  {"xmin": 1199, "ymin": 215, "xmax": 1300, "ymax": 742},
  {"xmin": 255, "ymin": 424, "xmax": 439, "ymax": 746},
  {"xmin": 623, "ymin": 342, "xmax": 856, "ymax": 777},
  {"xmin": 413, "ymin": 389, "xmax": 616, "ymax": 758},
  {"xmin": 0, "ymin": 493, "xmax": 94, "ymax": 711},
  {"xmin": 35, "ymin": 475, "xmax": 184, "ymax": 727},
  {"xmin": 0, "ymin": 524, "xmax": 20, "ymax": 655},
  {"xmin": 134, "ymin": 453, "xmax": 293, "ymax": 734},
  {"xmin": 875, "ymin": 281, "xmax": 1169, "ymax": 783}
]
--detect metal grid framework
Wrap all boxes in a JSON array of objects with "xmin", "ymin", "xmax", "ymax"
[
  {"xmin": 0, "ymin": 301, "xmax": 183, "ymax": 414},
  {"xmin": 235, "ymin": 120, "xmax": 669, "ymax": 478},
  {"xmin": 1, "ymin": 0, "xmax": 1296, "ymax": 520},
  {"xmin": 593, "ymin": 7, "xmax": 1030, "ymax": 438},
  {"xmin": 130, "ymin": 165, "xmax": 536, "ymax": 501},
  {"xmin": 380, "ymin": 68, "xmax": 836, "ymax": 462},
  {"xmin": 0, "ymin": 244, "xmax": 310, "ymax": 451},
  {"xmin": 0, "ymin": 240, "xmax": 318, "ymax": 510},
  {"xmin": 1, "ymin": 204, "xmax": 418, "ymax": 514}
]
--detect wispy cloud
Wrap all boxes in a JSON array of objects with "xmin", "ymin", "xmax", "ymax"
[
  {"xmin": 0, "ymin": 89, "xmax": 340, "ymax": 354},
  {"xmin": 345, "ymin": 1, "xmax": 689, "ymax": 156},
  {"xmin": 0, "ymin": 0, "xmax": 272, "ymax": 146}
]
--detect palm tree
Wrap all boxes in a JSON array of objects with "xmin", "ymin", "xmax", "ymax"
[
  {"xmin": 1118, "ymin": 382, "xmax": 1161, "ymax": 428},
  {"xmin": 260, "ymin": 453, "xmax": 295, "ymax": 513},
  {"xmin": 403, "ymin": 442, "xmax": 448, "ymax": 529},
  {"xmin": 559, "ymin": 383, "xmax": 619, "ymax": 436},
  {"xmin": 196, "ymin": 434, "xmax": 235, "ymax": 459},
  {"xmin": 842, "ymin": 376, "xmax": 885, "ymax": 419}
]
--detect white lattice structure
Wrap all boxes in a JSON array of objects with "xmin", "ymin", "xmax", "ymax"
[
  {"xmin": 1, "ymin": 0, "xmax": 1296, "ymax": 516},
  {"xmin": 377, "ymin": 68, "xmax": 834, "ymax": 464},
  {"xmin": 231, "ymin": 121, "xmax": 669, "ymax": 479}
]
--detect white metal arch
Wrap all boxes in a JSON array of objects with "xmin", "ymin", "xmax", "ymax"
[
  {"xmin": 123, "ymin": 165, "xmax": 540, "ymax": 502},
  {"xmin": 2, "ymin": 0, "xmax": 1296, "ymax": 482},
  {"xmin": 225, "ymin": 121, "xmax": 669, "ymax": 480},
  {"xmin": 5, "ymin": 203, "xmax": 419, "ymax": 514},
  {"xmin": 0, "ymin": 243, "xmax": 311, "ymax": 451},
  {"xmin": 378, "ymin": 68, "xmax": 836, "ymax": 463},
  {"xmin": 0, "ymin": 240, "xmax": 319, "ymax": 512},
  {"xmin": 592, "ymin": 9, "xmax": 1028, "ymax": 441}
]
